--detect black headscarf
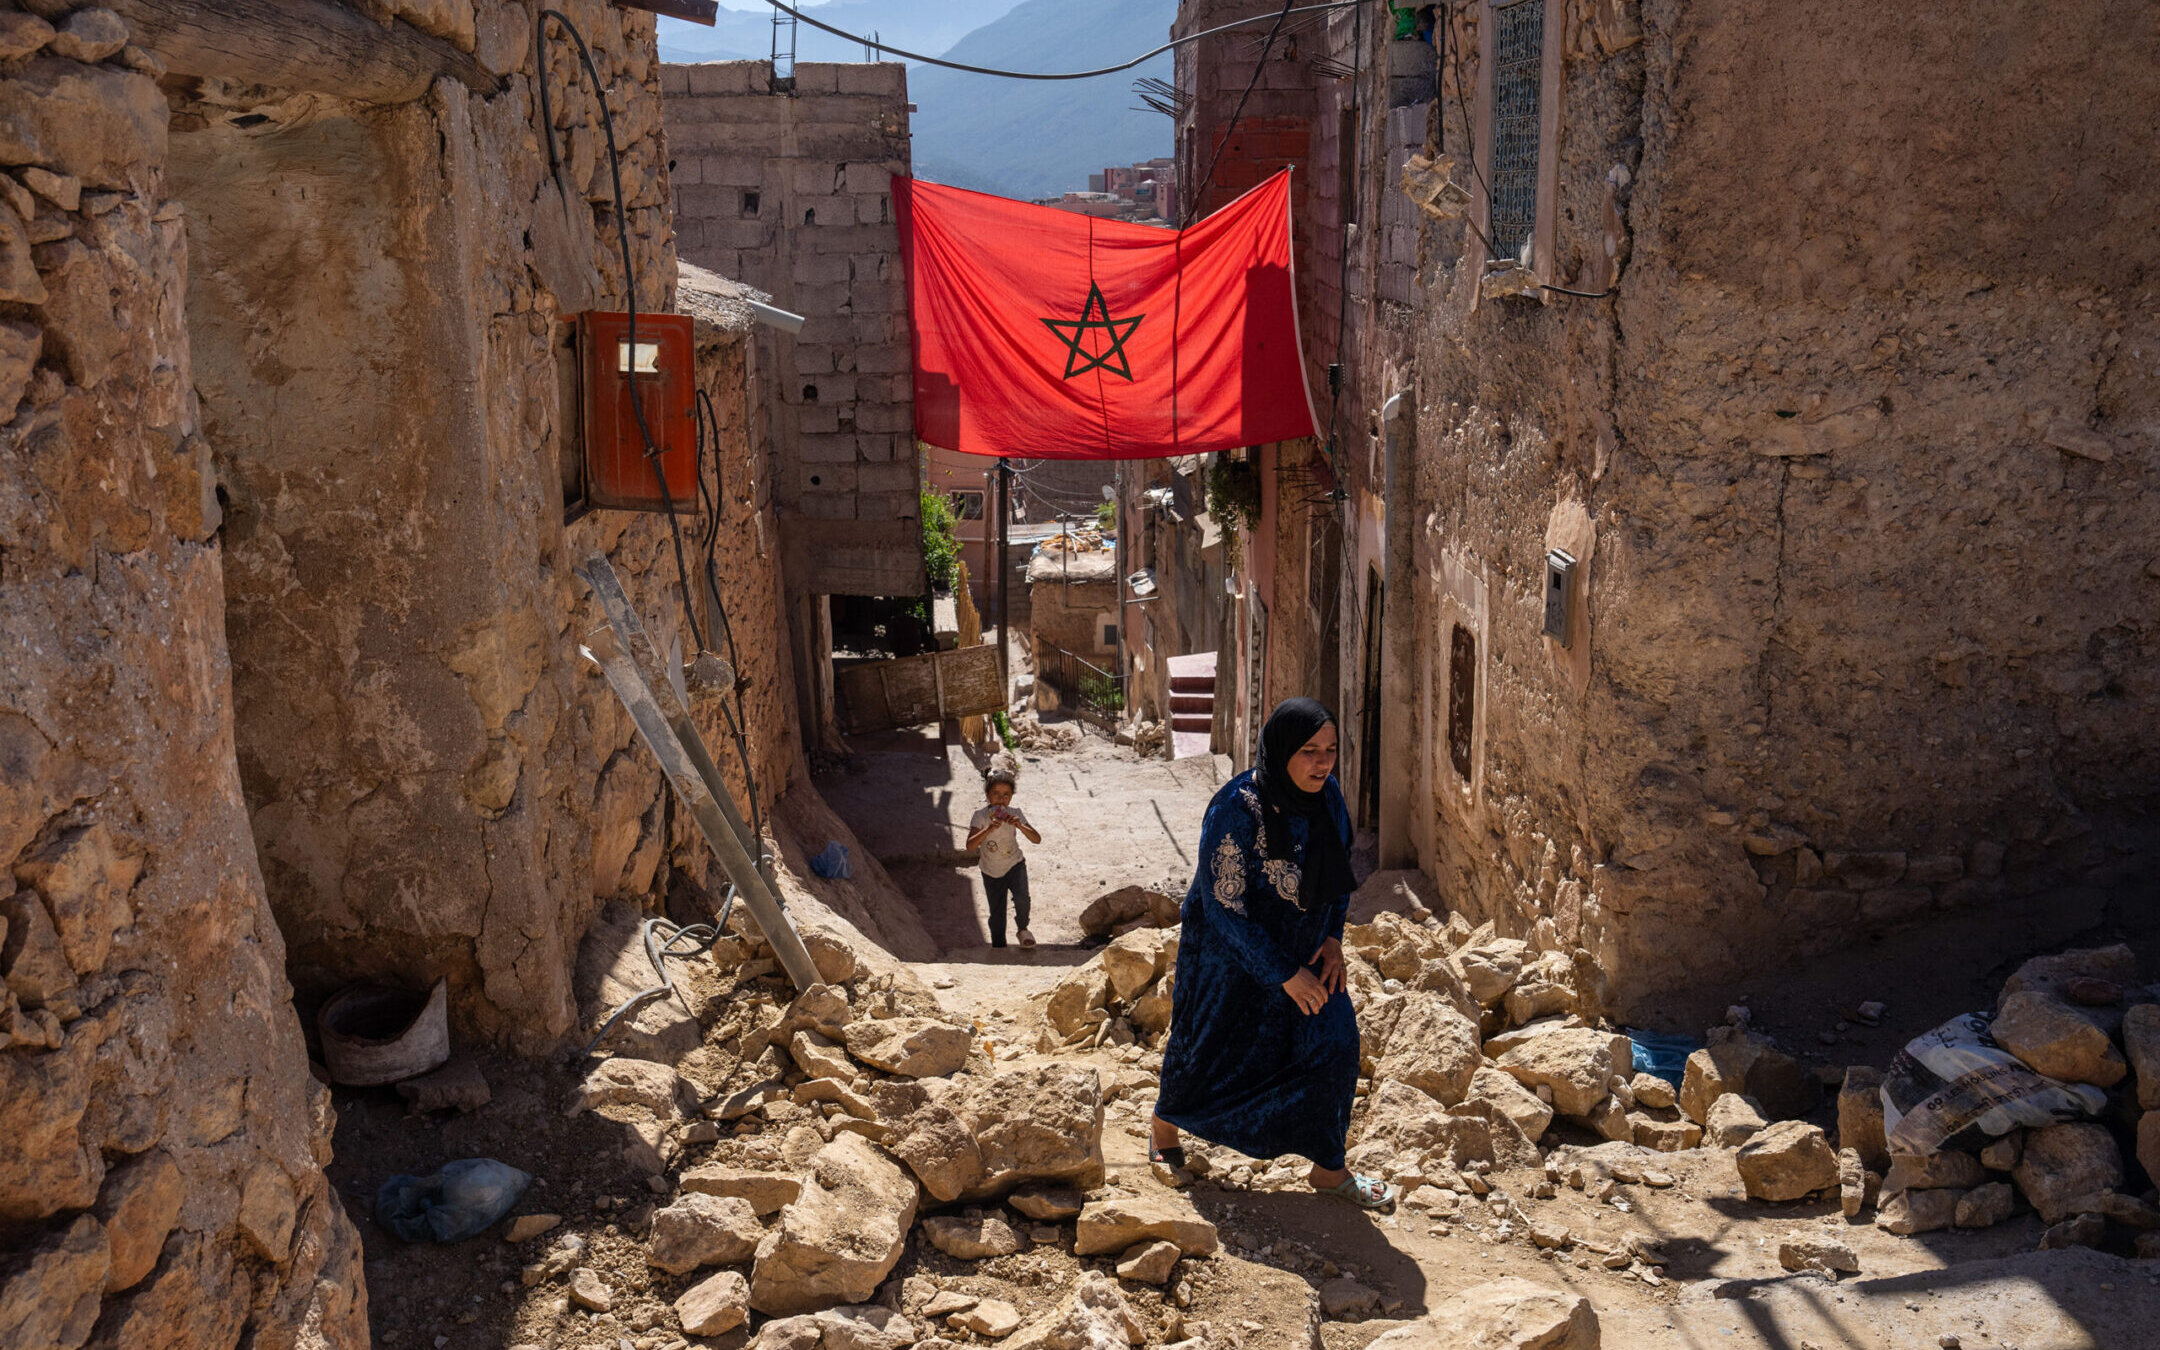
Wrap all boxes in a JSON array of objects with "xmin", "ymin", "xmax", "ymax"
[{"xmin": 1251, "ymin": 697, "xmax": 1355, "ymax": 912}]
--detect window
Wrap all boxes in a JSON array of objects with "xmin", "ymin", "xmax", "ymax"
[
  {"xmin": 948, "ymin": 489, "xmax": 985, "ymax": 521},
  {"xmin": 1447, "ymin": 623, "xmax": 1477, "ymax": 783},
  {"xmin": 1487, "ymin": 0, "xmax": 1544, "ymax": 263},
  {"xmin": 740, "ymin": 189, "xmax": 760, "ymax": 217},
  {"xmin": 1101, "ymin": 622, "xmax": 1119, "ymax": 649}
]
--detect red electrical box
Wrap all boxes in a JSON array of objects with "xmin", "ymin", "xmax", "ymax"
[{"xmin": 576, "ymin": 310, "xmax": 697, "ymax": 514}]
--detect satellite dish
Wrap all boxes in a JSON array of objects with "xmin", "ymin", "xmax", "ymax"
[{"xmin": 1101, "ymin": 484, "xmax": 1114, "ymax": 500}]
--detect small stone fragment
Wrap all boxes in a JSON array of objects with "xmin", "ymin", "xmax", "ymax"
[
  {"xmin": 1319, "ymin": 1277, "xmax": 1382, "ymax": 1318},
  {"xmin": 1778, "ymin": 1233, "xmax": 1860, "ymax": 1276},
  {"xmin": 921, "ymin": 1213, "xmax": 1023, "ymax": 1260},
  {"xmin": 2038, "ymin": 1212, "xmax": 2105, "ymax": 1250},
  {"xmin": 567, "ymin": 1267, "xmax": 613, "ymax": 1311},
  {"xmin": 1737, "ymin": 1121, "xmax": 1840, "ymax": 1201},
  {"xmin": 1705, "ymin": 1094, "xmax": 1770, "ymax": 1148},
  {"xmin": 1008, "ymin": 1185, "xmax": 1086, "ymax": 1220},
  {"xmin": 955, "ymin": 1299, "xmax": 1022, "ymax": 1338},
  {"xmin": 675, "ymin": 1269, "xmax": 749, "ymax": 1337},
  {"xmin": 1876, "ymin": 1188, "xmax": 1963, "ymax": 1235},
  {"xmin": 1114, "ymin": 1239, "xmax": 1180, "ymax": 1285},
  {"xmin": 1630, "ymin": 1073, "xmax": 1677, "ymax": 1110},
  {"xmin": 1883, "ymin": 1151, "xmax": 1985, "ymax": 1194},
  {"xmin": 1979, "ymin": 1135, "xmax": 2021, "ymax": 1173},
  {"xmin": 503, "ymin": 1213, "xmax": 560, "ymax": 1243}
]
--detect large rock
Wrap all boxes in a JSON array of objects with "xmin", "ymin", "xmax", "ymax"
[
  {"xmin": 1471, "ymin": 1065, "xmax": 1554, "ymax": 1141},
  {"xmin": 1101, "ymin": 928, "xmax": 1168, "ymax": 1001},
  {"xmin": 0, "ymin": 59, "xmax": 166, "ymax": 192},
  {"xmin": 789, "ymin": 1029, "xmax": 857, "ymax": 1080},
  {"xmin": 884, "ymin": 1064, "xmax": 1105, "ymax": 1202},
  {"xmin": 2012, "ymin": 1123, "xmax": 2122, "ymax": 1224},
  {"xmin": 1876, "ymin": 1187, "xmax": 1963, "ymax": 1235},
  {"xmin": 1366, "ymin": 1277, "xmax": 1598, "ymax": 1349},
  {"xmin": 2000, "ymin": 945, "xmax": 2140, "ymax": 1007},
  {"xmin": 844, "ymin": 1017, "xmax": 972, "ymax": 1078},
  {"xmin": 1359, "ymin": 1082, "xmax": 1538, "ymax": 1172},
  {"xmin": 1077, "ymin": 885, "xmax": 1180, "ymax": 938},
  {"xmin": 1703, "ymin": 1094, "xmax": 1769, "ymax": 1148},
  {"xmin": 1882, "ymin": 1151, "xmax": 1985, "ymax": 1194},
  {"xmin": 1736, "ymin": 1121, "xmax": 1839, "ymax": 1202},
  {"xmin": 1074, "ymin": 1193, "xmax": 1219, "ymax": 1257},
  {"xmin": 2125, "ymin": 1004, "xmax": 2160, "ymax": 1111},
  {"xmin": 569, "ymin": 1057, "xmax": 688, "ymax": 1118},
  {"xmin": 649, "ymin": 1193, "xmax": 766, "ymax": 1274},
  {"xmin": 1494, "ymin": 1029, "xmax": 1632, "ymax": 1117},
  {"xmin": 754, "ymin": 1306, "xmax": 919, "ymax": 1350},
  {"xmin": 1778, "ymin": 1232, "xmax": 1860, "ymax": 1276},
  {"xmin": 1004, "ymin": 1271, "xmax": 1142, "ymax": 1350},
  {"xmin": 1457, "ymin": 940, "xmax": 1527, "ymax": 1006},
  {"xmin": 1679, "ymin": 1030, "xmax": 1815, "ymax": 1123},
  {"xmin": 95, "ymin": 1150, "xmax": 183, "ymax": 1292},
  {"xmin": 1990, "ymin": 992, "xmax": 2127, "ymax": 1087},
  {"xmin": 2140, "ymin": 1111, "xmax": 2160, "ymax": 1193},
  {"xmin": 1837, "ymin": 1066, "xmax": 1888, "ymax": 1169},
  {"xmin": 1502, "ymin": 950, "xmax": 1579, "ymax": 1026},
  {"xmin": 1046, "ymin": 967, "xmax": 1110, "ymax": 1038},
  {"xmin": 676, "ymin": 1270, "xmax": 750, "ymax": 1337},
  {"xmin": 777, "ymin": 984, "xmax": 854, "ymax": 1040},
  {"xmin": 680, "ymin": 1164, "xmax": 803, "ymax": 1216},
  {"xmin": 1114, "ymin": 1240, "xmax": 1180, "ymax": 1285},
  {"xmin": 922, "ymin": 1214, "xmax": 1024, "ymax": 1260},
  {"xmin": 750, "ymin": 1133, "xmax": 920, "ymax": 1315},
  {"xmin": 1955, "ymin": 1182, "xmax": 2017, "ymax": 1229},
  {"xmin": 1376, "ymin": 991, "xmax": 1482, "ymax": 1105}
]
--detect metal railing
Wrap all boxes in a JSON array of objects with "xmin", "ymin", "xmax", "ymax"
[{"xmin": 1038, "ymin": 645, "xmax": 1126, "ymax": 731}]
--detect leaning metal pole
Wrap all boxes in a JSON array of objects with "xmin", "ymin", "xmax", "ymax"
[{"xmin": 575, "ymin": 554, "xmax": 823, "ymax": 993}]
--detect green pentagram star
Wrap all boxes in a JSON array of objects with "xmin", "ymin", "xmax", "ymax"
[{"xmin": 1041, "ymin": 281, "xmax": 1145, "ymax": 381}]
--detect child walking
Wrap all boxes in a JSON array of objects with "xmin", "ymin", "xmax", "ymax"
[{"xmin": 967, "ymin": 768, "xmax": 1042, "ymax": 949}]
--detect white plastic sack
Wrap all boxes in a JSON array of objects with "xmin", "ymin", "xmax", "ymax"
[{"xmin": 1880, "ymin": 1012, "xmax": 2106, "ymax": 1156}]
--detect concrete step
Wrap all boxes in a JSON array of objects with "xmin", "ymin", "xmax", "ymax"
[
  {"xmin": 1169, "ymin": 693, "xmax": 1213, "ymax": 714},
  {"xmin": 1168, "ymin": 675, "xmax": 1216, "ymax": 694},
  {"xmin": 1171, "ymin": 713, "xmax": 1213, "ymax": 732}
]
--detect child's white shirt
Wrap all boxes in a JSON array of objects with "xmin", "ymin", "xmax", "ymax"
[{"xmin": 969, "ymin": 806, "xmax": 1030, "ymax": 878}]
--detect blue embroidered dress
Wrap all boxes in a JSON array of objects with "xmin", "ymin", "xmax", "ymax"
[{"xmin": 1154, "ymin": 769, "xmax": 1358, "ymax": 1169}]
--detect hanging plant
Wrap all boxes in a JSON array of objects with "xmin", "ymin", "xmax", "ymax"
[{"xmin": 1206, "ymin": 456, "xmax": 1263, "ymax": 568}]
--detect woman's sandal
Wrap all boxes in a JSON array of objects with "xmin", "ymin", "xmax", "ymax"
[
  {"xmin": 1316, "ymin": 1172, "xmax": 1397, "ymax": 1211},
  {"xmin": 1149, "ymin": 1145, "xmax": 1187, "ymax": 1170}
]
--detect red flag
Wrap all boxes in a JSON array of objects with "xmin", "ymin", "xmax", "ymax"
[{"xmin": 895, "ymin": 171, "xmax": 1317, "ymax": 460}]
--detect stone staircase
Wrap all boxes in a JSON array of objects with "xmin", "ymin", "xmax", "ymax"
[{"xmin": 1165, "ymin": 651, "xmax": 1217, "ymax": 760}]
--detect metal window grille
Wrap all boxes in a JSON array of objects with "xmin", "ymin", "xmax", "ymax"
[{"xmin": 1489, "ymin": 0, "xmax": 1544, "ymax": 264}]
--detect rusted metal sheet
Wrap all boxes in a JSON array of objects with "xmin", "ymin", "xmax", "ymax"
[{"xmin": 836, "ymin": 643, "xmax": 1004, "ymax": 733}]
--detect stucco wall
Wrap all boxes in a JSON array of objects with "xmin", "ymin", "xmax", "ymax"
[{"xmin": 1405, "ymin": 0, "xmax": 2160, "ymax": 1012}]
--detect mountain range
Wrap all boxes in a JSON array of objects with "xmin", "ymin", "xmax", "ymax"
[
  {"xmin": 658, "ymin": 0, "xmax": 1175, "ymax": 202},
  {"xmin": 908, "ymin": 0, "xmax": 1175, "ymax": 201}
]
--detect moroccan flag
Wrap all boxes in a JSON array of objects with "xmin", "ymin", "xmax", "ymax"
[{"xmin": 894, "ymin": 171, "xmax": 1317, "ymax": 460}]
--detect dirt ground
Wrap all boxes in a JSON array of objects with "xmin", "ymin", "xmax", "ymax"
[{"xmin": 327, "ymin": 722, "xmax": 2160, "ymax": 1350}]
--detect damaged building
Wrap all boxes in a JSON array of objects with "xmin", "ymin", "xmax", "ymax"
[
  {"xmin": 1129, "ymin": 0, "xmax": 2160, "ymax": 1015},
  {"xmin": 1, "ymin": 4, "xmax": 924, "ymax": 1347}
]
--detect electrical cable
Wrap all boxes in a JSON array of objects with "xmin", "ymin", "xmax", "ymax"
[
  {"xmin": 540, "ymin": 11, "xmax": 777, "ymax": 894},
  {"xmin": 1319, "ymin": 0, "xmax": 1364, "ymax": 484},
  {"xmin": 539, "ymin": 9, "xmax": 707, "ymax": 655},
  {"xmin": 759, "ymin": 0, "xmax": 1372, "ymax": 83},
  {"xmin": 1180, "ymin": 0, "xmax": 1298, "ymax": 229},
  {"xmin": 578, "ymin": 908, "xmax": 732, "ymax": 1059}
]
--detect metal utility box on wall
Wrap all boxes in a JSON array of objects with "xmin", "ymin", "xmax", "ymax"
[
  {"xmin": 560, "ymin": 311, "xmax": 698, "ymax": 517},
  {"xmin": 1543, "ymin": 548, "xmax": 1577, "ymax": 646}
]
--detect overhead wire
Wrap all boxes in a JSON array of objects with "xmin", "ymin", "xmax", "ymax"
[
  {"xmin": 757, "ymin": 0, "xmax": 1373, "ymax": 83},
  {"xmin": 1179, "ymin": 0, "xmax": 1298, "ymax": 229},
  {"xmin": 539, "ymin": 10, "xmax": 775, "ymax": 902}
]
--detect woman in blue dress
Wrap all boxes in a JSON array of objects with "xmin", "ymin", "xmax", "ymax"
[{"xmin": 1150, "ymin": 698, "xmax": 1395, "ymax": 1210}]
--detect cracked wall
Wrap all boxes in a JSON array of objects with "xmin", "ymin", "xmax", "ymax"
[
  {"xmin": 166, "ymin": 1, "xmax": 731, "ymax": 1054},
  {"xmin": 1402, "ymin": 0, "xmax": 2160, "ymax": 1013},
  {"xmin": 0, "ymin": 9, "xmax": 364, "ymax": 1349}
]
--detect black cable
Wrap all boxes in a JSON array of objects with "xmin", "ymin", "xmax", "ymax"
[
  {"xmin": 1320, "ymin": 0, "xmax": 1364, "ymax": 478},
  {"xmin": 541, "ymin": 11, "xmax": 777, "ymax": 873},
  {"xmin": 760, "ymin": 0, "xmax": 1371, "ymax": 82},
  {"xmin": 540, "ymin": 10, "xmax": 706, "ymax": 654},
  {"xmin": 1181, "ymin": 0, "xmax": 1298, "ymax": 229}
]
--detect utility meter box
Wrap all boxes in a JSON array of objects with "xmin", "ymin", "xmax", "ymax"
[
  {"xmin": 573, "ymin": 311, "xmax": 697, "ymax": 515},
  {"xmin": 1543, "ymin": 548, "xmax": 1577, "ymax": 646}
]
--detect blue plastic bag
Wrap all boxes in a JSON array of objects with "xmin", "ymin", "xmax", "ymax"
[
  {"xmin": 375, "ymin": 1158, "xmax": 532, "ymax": 1243},
  {"xmin": 1626, "ymin": 1029, "xmax": 1699, "ymax": 1088},
  {"xmin": 810, "ymin": 841, "xmax": 852, "ymax": 879}
]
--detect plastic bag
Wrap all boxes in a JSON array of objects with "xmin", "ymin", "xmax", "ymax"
[
  {"xmin": 1625, "ymin": 1029, "xmax": 1699, "ymax": 1088},
  {"xmin": 810, "ymin": 841, "xmax": 852, "ymax": 879},
  {"xmin": 1881, "ymin": 1012, "xmax": 2106, "ymax": 1156},
  {"xmin": 375, "ymin": 1158, "xmax": 532, "ymax": 1243}
]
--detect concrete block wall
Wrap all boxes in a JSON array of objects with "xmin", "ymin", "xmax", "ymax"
[{"xmin": 661, "ymin": 60, "xmax": 924, "ymax": 598}]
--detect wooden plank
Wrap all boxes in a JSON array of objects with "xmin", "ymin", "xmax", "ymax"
[
  {"xmin": 612, "ymin": 0, "xmax": 719, "ymax": 24},
  {"xmin": 110, "ymin": 0, "xmax": 504, "ymax": 104}
]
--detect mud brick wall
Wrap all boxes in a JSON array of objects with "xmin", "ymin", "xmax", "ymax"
[
  {"xmin": 661, "ymin": 60, "xmax": 924, "ymax": 599},
  {"xmin": 1400, "ymin": 0, "xmax": 2160, "ymax": 1014},
  {"xmin": 0, "ymin": 9, "xmax": 365, "ymax": 1349}
]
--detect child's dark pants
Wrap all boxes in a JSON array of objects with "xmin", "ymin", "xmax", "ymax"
[{"xmin": 983, "ymin": 860, "xmax": 1031, "ymax": 947}]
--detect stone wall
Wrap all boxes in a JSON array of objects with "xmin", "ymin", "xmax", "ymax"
[
  {"xmin": 661, "ymin": 59, "xmax": 923, "ymax": 600},
  {"xmin": 0, "ymin": 9, "xmax": 363, "ymax": 1348},
  {"xmin": 1401, "ymin": 0, "xmax": 2160, "ymax": 1012},
  {"xmin": 160, "ymin": 0, "xmax": 750, "ymax": 1054}
]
